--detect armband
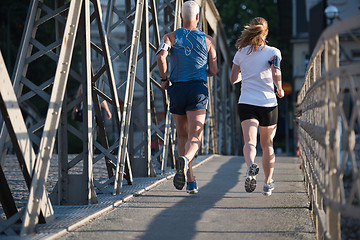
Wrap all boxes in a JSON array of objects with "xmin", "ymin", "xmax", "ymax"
[
  {"xmin": 156, "ymin": 40, "xmax": 171, "ymax": 55},
  {"xmin": 269, "ymin": 55, "xmax": 281, "ymax": 70}
]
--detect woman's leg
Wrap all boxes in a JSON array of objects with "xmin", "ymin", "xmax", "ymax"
[
  {"xmin": 259, "ymin": 124, "xmax": 277, "ymax": 185},
  {"xmin": 241, "ymin": 119, "xmax": 259, "ymax": 167}
]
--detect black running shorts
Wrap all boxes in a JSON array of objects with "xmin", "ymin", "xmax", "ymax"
[{"xmin": 237, "ymin": 103, "xmax": 278, "ymax": 126}]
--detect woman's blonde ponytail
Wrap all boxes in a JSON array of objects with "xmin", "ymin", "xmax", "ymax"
[{"xmin": 235, "ymin": 17, "xmax": 268, "ymax": 54}]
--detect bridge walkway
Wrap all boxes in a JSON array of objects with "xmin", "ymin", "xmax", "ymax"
[{"xmin": 51, "ymin": 155, "xmax": 316, "ymax": 240}]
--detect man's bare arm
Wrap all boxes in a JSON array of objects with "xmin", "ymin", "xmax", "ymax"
[
  {"xmin": 156, "ymin": 33, "xmax": 175, "ymax": 89},
  {"xmin": 156, "ymin": 34, "xmax": 172, "ymax": 79}
]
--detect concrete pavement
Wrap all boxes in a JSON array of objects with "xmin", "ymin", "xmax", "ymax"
[{"xmin": 60, "ymin": 155, "xmax": 316, "ymax": 240}]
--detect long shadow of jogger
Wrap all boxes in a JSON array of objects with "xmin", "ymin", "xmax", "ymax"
[{"xmin": 139, "ymin": 156, "xmax": 243, "ymax": 240}]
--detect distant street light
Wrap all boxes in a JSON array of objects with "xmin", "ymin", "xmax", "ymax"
[{"xmin": 324, "ymin": 5, "xmax": 339, "ymax": 24}]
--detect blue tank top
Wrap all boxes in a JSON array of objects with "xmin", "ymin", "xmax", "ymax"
[{"xmin": 169, "ymin": 28, "xmax": 208, "ymax": 83}]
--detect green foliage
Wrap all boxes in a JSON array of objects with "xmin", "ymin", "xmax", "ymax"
[{"xmin": 214, "ymin": 0, "xmax": 279, "ymax": 55}]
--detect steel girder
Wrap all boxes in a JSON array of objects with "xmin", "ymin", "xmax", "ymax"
[
  {"xmin": 0, "ymin": 0, "xmax": 126, "ymax": 235},
  {"xmin": 0, "ymin": 50, "xmax": 54, "ymax": 234},
  {"xmin": 104, "ymin": 0, "xmax": 181, "ymax": 192}
]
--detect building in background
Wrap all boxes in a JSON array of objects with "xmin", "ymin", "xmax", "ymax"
[
  {"xmin": 291, "ymin": 0, "xmax": 360, "ymax": 154},
  {"xmin": 292, "ymin": 0, "xmax": 360, "ymax": 94}
]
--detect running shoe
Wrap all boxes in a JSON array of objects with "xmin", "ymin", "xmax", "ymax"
[
  {"xmin": 262, "ymin": 180, "xmax": 275, "ymax": 196},
  {"xmin": 247, "ymin": 163, "xmax": 259, "ymax": 176},
  {"xmin": 173, "ymin": 156, "xmax": 188, "ymax": 190},
  {"xmin": 245, "ymin": 176, "xmax": 257, "ymax": 192},
  {"xmin": 186, "ymin": 181, "xmax": 198, "ymax": 194},
  {"xmin": 244, "ymin": 163, "xmax": 259, "ymax": 193}
]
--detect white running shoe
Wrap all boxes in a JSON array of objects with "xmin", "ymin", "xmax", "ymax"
[{"xmin": 262, "ymin": 180, "xmax": 275, "ymax": 196}]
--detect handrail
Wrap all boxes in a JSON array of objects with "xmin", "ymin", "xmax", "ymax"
[{"xmin": 296, "ymin": 14, "xmax": 360, "ymax": 240}]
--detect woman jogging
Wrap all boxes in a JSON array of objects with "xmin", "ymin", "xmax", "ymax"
[{"xmin": 230, "ymin": 17, "xmax": 284, "ymax": 196}]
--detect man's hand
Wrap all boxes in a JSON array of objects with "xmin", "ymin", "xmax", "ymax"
[{"xmin": 161, "ymin": 80, "xmax": 169, "ymax": 90}]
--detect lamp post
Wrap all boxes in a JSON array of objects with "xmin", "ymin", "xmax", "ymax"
[{"xmin": 324, "ymin": 5, "xmax": 339, "ymax": 24}]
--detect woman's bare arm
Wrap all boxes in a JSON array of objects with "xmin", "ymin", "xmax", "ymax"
[{"xmin": 230, "ymin": 64, "xmax": 241, "ymax": 84}]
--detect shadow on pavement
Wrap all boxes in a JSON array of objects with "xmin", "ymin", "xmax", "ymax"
[{"xmin": 138, "ymin": 156, "xmax": 242, "ymax": 240}]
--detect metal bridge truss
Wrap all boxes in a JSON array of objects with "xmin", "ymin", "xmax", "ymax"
[
  {"xmin": 296, "ymin": 15, "xmax": 360, "ymax": 240},
  {"xmin": 104, "ymin": 0, "xmax": 181, "ymax": 194},
  {"xmin": 0, "ymin": 0, "xmax": 237, "ymax": 236}
]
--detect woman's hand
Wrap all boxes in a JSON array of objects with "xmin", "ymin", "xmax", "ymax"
[{"xmin": 276, "ymin": 88, "xmax": 284, "ymax": 98}]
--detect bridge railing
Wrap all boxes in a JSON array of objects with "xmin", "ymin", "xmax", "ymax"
[{"xmin": 296, "ymin": 15, "xmax": 360, "ymax": 240}]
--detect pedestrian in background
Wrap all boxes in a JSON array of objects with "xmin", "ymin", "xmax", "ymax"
[
  {"xmin": 72, "ymin": 84, "xmax": 112, "ymax": 121},
  {"xmin": 156, "ymin": 1, "xmax": 217, "ymax": 194},
  {"xmin": 229, "ymin": 17, "xmax": 284, "ymax": 196}
]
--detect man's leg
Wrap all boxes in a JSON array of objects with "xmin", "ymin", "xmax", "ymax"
[
  {"xmin": 171, "ymin": 109, "xmax": 206, "ymax": 190},
  {"xmin": 184, "ymin": 109, "xmax": 206, "ymax": 161},
  {"xmin": 184, "ymin": 109, "xmax": 206, "ymax": 182},
  {"xmin": 172, "ymin": 114, "xmax": 188, "ymax": 156},
  {"xmin": 172, "ymin": 114, "xmax": 189, "ymax": 190}
]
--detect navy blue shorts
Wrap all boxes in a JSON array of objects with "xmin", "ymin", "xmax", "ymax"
[
  {"xmin": 238, "ymin": 103, "xmax": 278, "ymax": 126},
  {"xmin": 167, "ymin": 80, "xmax": 209, "ymax": 115}
]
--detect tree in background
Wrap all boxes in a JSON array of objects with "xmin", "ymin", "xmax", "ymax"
[{"xmin": 214, "ymin": 0, "xmax": 278, "ymax": 54}]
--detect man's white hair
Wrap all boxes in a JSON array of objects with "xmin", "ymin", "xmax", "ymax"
[{"xmin": 182, "ymin": 1, "xmax": 200, "ymax": 21}]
